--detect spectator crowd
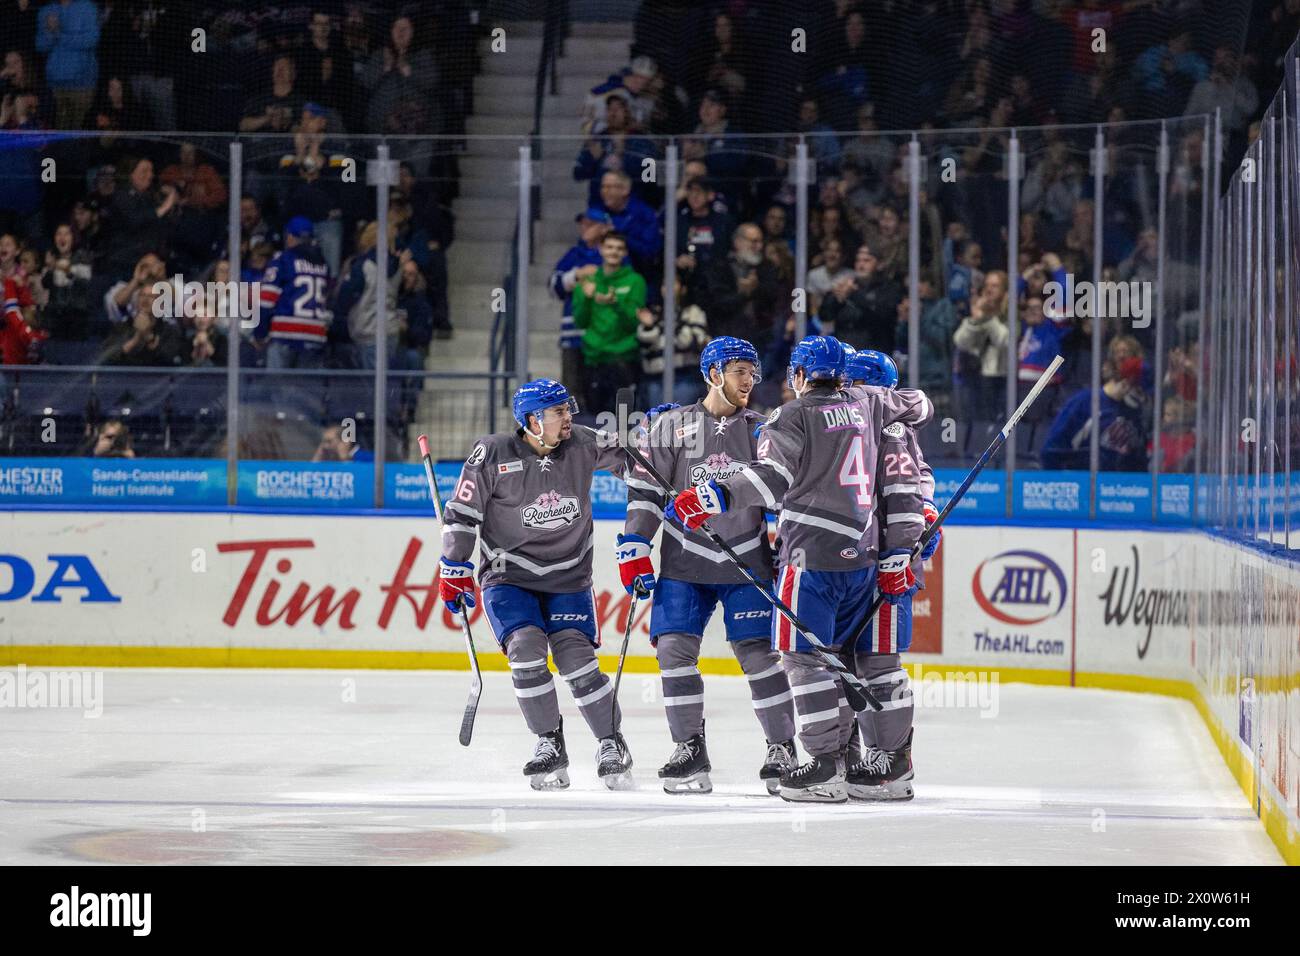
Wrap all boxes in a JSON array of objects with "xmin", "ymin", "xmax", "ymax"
[
  {"xmin": 548, "ymin": 0, "xmax": 1286, "ymax": 472},
  {"xmin": 0, "ymin": 0, "xmax": 1292, "ymax": 473},
  {"xmin": 1, "ymin": 3, "xmax": 471, "ymax": 455}
]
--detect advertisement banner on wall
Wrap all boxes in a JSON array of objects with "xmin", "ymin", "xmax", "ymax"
[
  {"xmin": 236, "ymin": 461, "xmax": 375, "ymax": 509},
  {"xmin": 384, "ymin": 463, "xmax": 628, "ymax": 519},
  {"xmin": 1156, "ymin": 475, "xmax": 1195, "ymax": 523},
  {"xmin": 910, "ymin": 551, "xmax": 943, "ymax": 653},
  {"xmin": 931, "ymin": 468, "xmax": 1005, "ymax": 517},
  {"xmin": 1072, "ymin": 529, "xmax": 1193, "ymax": 677},
  {"xmin": 0, "ymin": 512, "xmax": 714, "ymax": 656},
  {"xmin": 1095, "ymin": 472, "xmax": 1152, "ymax": 520},
  {"xmin": 0, "ymin": 458, "xmax": 227, "ymax": 506},
  {"xmin": 1014, "ymin": 471, "xmax": 1089, "ymax": 518},
  {"xmin": 939, "ymin": 526, "xmax": 1074, "ymax": 668}
]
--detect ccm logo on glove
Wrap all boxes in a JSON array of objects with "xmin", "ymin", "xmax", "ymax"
[
  {"xmin": 877, "ymin": 548, "xmax": 918, "ymax": 605},
  {"xmin": 665, "ymin": 480, "xmax": 727, "ymax": 530},
  {"xmin": 438, "ymin": 557, "xmax": 477, "ymax": 610},
  {"xmin": 615, "ymin": 533, "xmax": 656, "ymax": 595}
]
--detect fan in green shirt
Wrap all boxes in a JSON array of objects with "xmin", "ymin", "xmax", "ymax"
[{"xmin": 571, "ymin": 231, "xmax": 647, "ymax": 366}]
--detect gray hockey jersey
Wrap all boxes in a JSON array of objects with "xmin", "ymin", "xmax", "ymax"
[
  {"xmin": 624, "ymin": 403, "xmax": 774, "ymax": 584},
  {"xmin": 440, "ymin": 425, "xmax": 627, "ymax": 593},
  {"xmin": 720, "ymin": 385, "xmax": 933, "ymax": 571},
  {"xmin": 875, "ymin": 424, "xmax": 934, "ymax": 583}
]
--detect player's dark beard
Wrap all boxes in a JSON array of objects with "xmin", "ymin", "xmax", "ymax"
[{"xmin": 724, "ymin": 382, "xmax": 749, "ymax": 408}]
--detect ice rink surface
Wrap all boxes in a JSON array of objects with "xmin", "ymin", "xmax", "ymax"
[{"xmin": 0, "ymin": 667, "xmax": 1282, "ymax": 865}]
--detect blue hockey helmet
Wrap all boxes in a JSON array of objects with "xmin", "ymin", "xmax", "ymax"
[
  {"xmin": 700, "ymin": 336, "xmax": 762, "ymax": 385},
  {"xmin": 788, "ymin": 335, "xmax": 845, "ymax": 385},
  {"xmin": 844, "ymin": 347, "xmax": 899, "ymax": 388},
  {"xmin": 512, "ymin": 378, "xmax": 578, "ymax": 428}
]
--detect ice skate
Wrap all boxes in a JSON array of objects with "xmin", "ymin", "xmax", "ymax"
[
  {"xmin": 523, "ymin": 718, "xmax": 570, "ymax": 791},
  {"xmin": 658, "ymin": 730, "xmax": 712, "ymax": 794},
  {"xmin": 759, "ymin": 739, "xmax": 797, "ymax": 795},
  {"xmin": 597, "ymin": 731, "xmax": 635, "ymax": 790},
  {"xmin": 778, "ymin": 753, "xmax": 847, "ymax": 803},
  {"xmin": 847, "ymin": 730, "xmax": 914, "ymax": 801}
]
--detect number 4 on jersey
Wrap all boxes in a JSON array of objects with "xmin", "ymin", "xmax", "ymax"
[{"xmin": 838, "ymin": 436, "xmax": 873, "ymax": 507}]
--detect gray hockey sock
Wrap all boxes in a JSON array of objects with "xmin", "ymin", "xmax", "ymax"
[
  {"xmin": 551, "ymin": 630, "xmax": 619, "ymax": 739},
  {"xmin": 854, "ymin": 652, "xmax": 912, "ymax": 752},
  {"xmin": 784, "ymin": 651, "xmax": 851, "ymax": 757},
  {"xmin": 732, "ymin": 638, "xmax": 795, "ymax": 742},
  {"xmin": 656, "ymin": 631, "xmax": 704, "ymax": 742},
  {"xmin": 506, "ymin": 627, "xmax": 559, "ymax": 735}
]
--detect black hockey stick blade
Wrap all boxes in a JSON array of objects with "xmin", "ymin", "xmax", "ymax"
[
  {"xmin": 417, "ymin": 434, "xmax": 483, "ymax": 745},
  {"xmin": 610, "ymin": 580, "xmax": 647, "ymax": 726},
  {"xmin": 458, "ymin": 674, "xmax": 482, "ymax": 747},
  {"xmin": 457, "ymin": 599, "xmax": 483, "ymax": 747},
  {"xmin": 615, "ymin": 386, "xmax": 637, "ymax": 445}
]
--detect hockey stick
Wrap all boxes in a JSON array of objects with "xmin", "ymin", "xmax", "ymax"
[
  {"xmin": 610, "ymin": 579, "xmax": 649, "ymax": 728},
  {"xmin": 611, "ymin": 389, "xmax": 880, "ymax": 713},
  {"xmin": 846, "ymin": 354, "xmax": 1065, "ymax": 650},
  {"xmin": 418, "ymin": 434, "xmax": 483, "ymax": 747}
]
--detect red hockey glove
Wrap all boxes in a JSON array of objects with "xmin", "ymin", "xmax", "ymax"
[
  {"xmin": 615, "ymin": 533, "xmax": 656, "ymax": 595},
  {"xmin": 877, "ymin": 548, "xmax": 918, "ymax": 605},
  {"xmin": 665, "ymin": 480, "xmax": 726, "ymax": 531},
  {"xmin": 438, "ymin": 557, "xmax": 476, "ymax": 610},
  {"xmin": 919, "ymin": 499, "xmax": 942, "ymax": 560}
]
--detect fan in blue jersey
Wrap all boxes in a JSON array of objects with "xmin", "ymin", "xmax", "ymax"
[{"xmin": 255, "ymin": 216, "xmax": 333, "ymax": 369}]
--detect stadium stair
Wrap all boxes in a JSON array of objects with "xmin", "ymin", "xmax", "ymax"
[{"xmin": 416, "ymin": 19, "xmax": 633, "ymax": 460}]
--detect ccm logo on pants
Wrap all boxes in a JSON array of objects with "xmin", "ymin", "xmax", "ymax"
[
  {"xmin": 549, "ymin": 613, "xmax": 590, "ymax": 622},
  {"xmin": 733, "ymin": 610, "xmax": 772, "ymax": 620}
]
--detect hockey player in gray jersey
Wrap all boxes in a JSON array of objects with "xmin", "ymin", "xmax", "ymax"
[
  {"xmin": 667, "ymin": 336, "xmax": 933, "ymax": 802},
  {"xmin": 439, "ymin": 379, "xmax": 635, "ymax": 791},
  {"xmin": 620, "ymin": 336, "xmax": 798, "ymax": 795},
  {"xmin": 842, "ymin": 346, "xmax": 942, "ymax": 800}
]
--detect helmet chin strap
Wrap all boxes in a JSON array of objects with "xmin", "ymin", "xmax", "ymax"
[
  {"xmin": 708, "ymin": 373, "xmax": 740, "ymax": 412},
  {"xmin": 524, "ymin": 417, "xmax": 560, "ymax": 451},
  {"xmin": 791, "ymin": 370, "xmax": 810, "ymax": 398}
]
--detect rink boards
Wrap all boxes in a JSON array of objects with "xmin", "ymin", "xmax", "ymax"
[{"xmin": 0, "ymin": 510, "xmax": 1297, "ymax": 863}]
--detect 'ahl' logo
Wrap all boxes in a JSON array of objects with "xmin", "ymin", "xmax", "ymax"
[{"xmin": 971, "ymin": 550, "xmax": 1067, "ymax": 626}]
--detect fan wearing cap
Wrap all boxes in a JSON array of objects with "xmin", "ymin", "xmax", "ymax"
[
  {"xmin": 581, "ymin": 55, "xmax": 658, "ymax": 133},
  {"xmin": 549, "ymin": 207, "xmax": 612, "ymax": 397},
  {"xmin": 253, "ymin": 215, "xmax": 333, "ymax": 369},
  {"xmin": 675, "ymin": 175, "xmax": 733, "ymax": 283},
  {"xmin": 571, "ymin": 228, "xmax": 646, "ymax": 415},
  {"xmin": 438, "ymin": 379, "xmax": 638, "ymax": 792},
  {"xmin": 573, "ymin": 94, "xmax": 660, "ymax": 207},
  {"xmin": 1041, "ymin": 350, "xmax": 1149, "ymax": 472}
]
